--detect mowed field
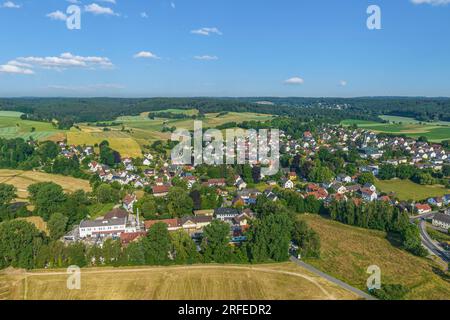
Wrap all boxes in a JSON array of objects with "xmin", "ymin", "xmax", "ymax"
[
  {"xmin": 302, "ymin": 215, "xmax": 450, "ymax": 300},
  {"xmin": 0, "ymin": 263, "xmax": 360, "ymax": 300},
  {"xmin": 341, "ymin": 117, "xmax": 450, "ymax": 142},
  {"xmin": 0, "ymin": 111, "xmax": 64, "ymax": 141},
  {"xmin": 67, "ymin": 129, "xmax": 143, "ymax": 158},
  {"xmin": 374, "ymin": 179, "xmax": 449, "ymax": 201},
  {"xmin": 0, "ymin": 169, "xmax": 91, "ymax": 201}
]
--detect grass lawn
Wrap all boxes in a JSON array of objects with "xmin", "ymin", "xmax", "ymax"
[
  {"xmin": 0, "ymin": 263, "xmax": 359, "ymax": 300},
  {"xmin": 302, "ymin": 214, "xmax": 450, "ymax": 300},
  {"xmin": 426, "ymin": 225, "xmax": 450, "ymax": 245},
  {"xmin": 87, "ymin": 203, "xmax": 116, "ymax": 219},
  {"xmin": 374, "ymin": 179, "xmax": 449, "ymax": 201},
  {"xmin": 0, "ymin": 169, "xmax": 91, "ymax": 201}
]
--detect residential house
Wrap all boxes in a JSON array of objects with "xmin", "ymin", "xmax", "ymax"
[
  {"xmin": 281, "ymin": 178, "xmax": 294, "ymax": 189},
  {"xmin": 79, "ymin": 217, "xmax": 127, "ymax": 239},
  {"xmin": 428, "ymin": 197, "xmax": 444, "ymax": 208},
  {"xmin": 152, "ymin": 185, "xmax": 170, "ymax": 197},
  {"xmin": 360, "ymin": 188, "xmax": 378, "ymax": 202},
  {"xmin": 122, "ymin": 194, "xmax": 137, "ymax": 213},
  {"xmin": 144, "ymin": 219, "xmax": 180, "ymax": 232},
  {"xmin": 415, "ymin": 203, "xmax": 432, "ymax": 214}
]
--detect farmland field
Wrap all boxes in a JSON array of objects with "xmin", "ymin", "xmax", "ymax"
[
  {"xmin": 0, "ymin": 169, "xmax": 91, "ymax": 201},
  {"xmin": 67, "ymin": 131, "xmax": 143, "ymax": 158},
  {"xmin": 341, "ymin": 118, "xmax": 450, "ymax": 142},
  {"xmin": 0, "ymin": 263, "xmax": 359, "ymax": 300},
  {"xmin": 374, "ymin": 179, "xmax": 449, "ymax": 201},
  {"xmin": 302, "ymin": 215, "xmax": 450, "ymax": 300},
  {"xmin": 0, "ymin": 111, "xmax": 65, "ymax": 141}
]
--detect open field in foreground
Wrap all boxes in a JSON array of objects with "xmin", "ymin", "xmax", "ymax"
[
  {"xmin": 341, "ymin": 118, "xmax": 450, "ymax": 142},
  {"xmin": 0, "ymin": 263, "xmax": 359, "ymax": 300},
  {"xmin": 302, "ymin": 215, "xmax": 450, "ymax": 300},
  {"xmin": 374, "ymin": 179, "xmax": 449, "ymax": 201},
  {"xmin": 0, "ymin": 169, "xmax": 91, "ymax": 201}
]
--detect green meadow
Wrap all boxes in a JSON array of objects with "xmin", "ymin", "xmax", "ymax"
[{"xmin": 341, "ymin": 116, "xmax": 450, "ymax": 142}]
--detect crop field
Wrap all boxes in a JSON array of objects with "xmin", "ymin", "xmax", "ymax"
[
  {"xmin": 67, "ymin": 131, "xmax": 143, "ymax": 158},
  {"xmin": 0, "ymin": 169, "xmax": 91, "ymax": 201},
  {"xmin": 302, "ymin": 215, "xmax": 450, "ymax": 300},
  {"xmin": 0, "ymin": 263, "xmax": 360, "ymax": 300},
  {"xmin": 374, "ymin": 179, "xmax": 449, "ymax": 201},
  {"xmin": 341, "ymin": 118, "xmax": 450, "ymax": 142},
  {"xmin": 0, "ymin": 111, "xmax": 64, "ymax": 141}
]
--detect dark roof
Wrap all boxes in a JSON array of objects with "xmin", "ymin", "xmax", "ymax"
[
  {"xmin": 104, "ymin": 208, "xmax": 128, "ymax": 220},
  {"xmin": 433, "ymin": 213, "xmax": 450, "ymax": 224}
]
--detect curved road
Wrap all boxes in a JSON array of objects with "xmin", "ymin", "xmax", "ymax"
[{"xmin": 410, "ymin": 213, "xmax": 450, "ymax": 266}]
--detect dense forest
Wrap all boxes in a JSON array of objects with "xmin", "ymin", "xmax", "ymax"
[{"xmin": 2, "ymin": 97, "xmax": 448, "ymax": 128}]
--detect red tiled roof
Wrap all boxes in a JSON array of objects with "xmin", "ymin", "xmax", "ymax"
[
  {"xmin": 152, "ymin": 185, "xmax": 170, "ymax": 194},
  {"xmin": 144, "ymin": 219, "xmax": 180, "ymax": 230},
  {"xmin": 120, "ymin": 232, "xmax": 146, "ymax": 245}
]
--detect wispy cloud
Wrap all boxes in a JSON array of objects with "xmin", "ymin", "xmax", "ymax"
[
  {"xmin": 48, "ymin": 83, "xmax": 125, "ymax": 91},
  {"xmin": 191, "ymin": 27, "xmax": 222, "ymax": 36},
  {"xmin": 133, "ymin": 51, "xmax": 160, "ymax": 59},
  {"xmin": 339, "ymin": 80, "xmax": 348, "ymax": 87},
  {"xmin": 46, "ymin": 10, "xmax": 68, "ymax": 21},
  {"xmin": 410, "ymin": 0, "xmax": 450, "ymax": 5},
  {"xmin": 2, "ymin": 1, "xmax": 21, "ymax": 9},
  {"xmin": 194, "ymin": 55, "xmax": 219, "ymax": 61},
  {"xmin": 140, "ymin": 12, "xmax": 149, "ymax": 18},
  {"xmin": 284, "ymin": 77, "xmax": 304, "ymax": 85},
  {"xmin": 0, "ymin": 53, "xmax": 114, "ymax": 74},
  {"xmin": 0, "ymin": 63, "xmax": 34, "ymax": 75},
  {"xmin": 84, "ymin": 3, "xmax": 118, "ymax": 16}
]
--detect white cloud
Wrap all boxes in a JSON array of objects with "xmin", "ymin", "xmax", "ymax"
[
  {"xmin": 194, "ymin": 55, "xmax": 219, "ymax": 61},
  {"xmin": 191, "ymin": 27, "xmax": 222, "ymax": 36},
  {"xmin": 84, "ymin": 3, "xmax": 118, "ymax": 16},
  {"xmin": 410, "ymin": 0, "xmax": 450, "ymax": 5},
  {"xmin": 46, "ymin": 10, "xmax": 68, "ymax": 21},
  {"xmin": 171, "ymin": 2, "xmax": 176, "ymax": 9},
  {"xmin": 0, "ymin": 63, "xmax": 34, "ymax": 75},
  {"xmin": 140, "ymin": 12, "xmax": 148, "ymax": 18},
  {"xmin": 284, "ymin": 77, "xmax": 304, "ymax": 85},
  {"xmin": 98, "ymin": 0, "xmax": 116, "ymax": 4},
  {"xmin": 1, "ymin": 53, "xmax": 114, "ymax": 74},
  {"xmin": 133, "ymin": 51, "xmax": 160, "ymax": 59},
  {"xmin": 339, "ymin": 80, "xmax": 348, "ymax": 87},
  {"xmin": 2, "ymin": 1, "xmax": 21, "ymax": 8}
]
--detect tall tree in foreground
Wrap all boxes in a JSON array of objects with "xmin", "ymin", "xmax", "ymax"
[
  {"xmin": 142, "ymin": 222, "xmax": 171, "ymax": 265},
  {"xmin": 201, "ymin": 220, "xmax": 232, "ymax": 263},
  {"xmin": 0, "ymin": 220, "xmax": 46, "ymax": 269}
]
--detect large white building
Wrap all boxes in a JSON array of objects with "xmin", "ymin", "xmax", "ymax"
[
  {"xmin": 432, "ymin": 213, "xmax": 450, "ymax": 230},
  {"xmin": 79, "ymin": 218, "xmax": 127, "ymax": 238}
]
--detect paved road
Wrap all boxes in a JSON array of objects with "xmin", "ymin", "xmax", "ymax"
[
  {"xmin": 418, "ymin": 220, "xmax": 449, "ymax": 264},
  {"xmin": 409, "ymin": 211, "xmax": 449, "ymax": 266},
  {"xmin": 289, "ymin": 257, "xmax": 377, "ymax": 300}
]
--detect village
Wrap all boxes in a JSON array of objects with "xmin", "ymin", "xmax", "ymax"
[{"xmin": 54, "ymin": 123, "xmax": 450, "ymax": 250}]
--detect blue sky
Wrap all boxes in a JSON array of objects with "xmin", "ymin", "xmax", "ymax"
[{"xmin": 0, "ymin": 0, "xmax": 449, "ymax": 97}]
